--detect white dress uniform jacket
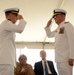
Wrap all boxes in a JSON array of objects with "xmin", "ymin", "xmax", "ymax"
[
  {"xmin": 45, "ymin": 21, "xmax": 74, "ymax": 62},
  {"xmin": 0, "ymin": 19, "xmax": 27, "ymax": 66}
]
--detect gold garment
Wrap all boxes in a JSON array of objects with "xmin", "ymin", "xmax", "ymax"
[{"xmin": 14, "ymin": 63, "xmax": 35, "ymax": 75}]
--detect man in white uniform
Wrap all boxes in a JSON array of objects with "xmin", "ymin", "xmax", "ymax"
[
  {"xmin": 45, "ymin": 9, "xmax": 74, "ymax": 75},
  {"xmin": 0, "ymin": 8, "xmax": 27, "ymax": 75}
]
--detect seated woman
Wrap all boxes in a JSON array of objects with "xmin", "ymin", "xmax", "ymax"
[{"xmin": 14, "ymin": 54, "xmax": 35, "ymax": 75}]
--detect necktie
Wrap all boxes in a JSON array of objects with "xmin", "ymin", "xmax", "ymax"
[{"xmin": 44, "ymin": 61, "xmax": 49, "ymax": 75}]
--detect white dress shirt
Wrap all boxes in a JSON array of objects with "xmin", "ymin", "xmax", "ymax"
[{"xmin": 42, "ymin": 60, "xmax": 52, "ymax": 75}]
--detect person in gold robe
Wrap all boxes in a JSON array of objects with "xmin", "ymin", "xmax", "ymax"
[{"xmin": 14, "ymin": 54, "xmax": 35, "ymax": 75}]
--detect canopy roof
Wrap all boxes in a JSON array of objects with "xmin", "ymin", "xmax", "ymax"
[{"xmin": 0, "ymin": 0, "xmax": 74, "ymax": 48}]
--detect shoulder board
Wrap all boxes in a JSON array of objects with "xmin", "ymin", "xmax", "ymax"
[{"xmin": 64, "ymin": 22, "xmax": 69, "ymax": 24}]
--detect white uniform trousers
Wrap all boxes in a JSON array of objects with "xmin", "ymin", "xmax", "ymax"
[
  {"xmin": 0, "ymin": 64, "xmax": 14, "ymax": 75},
  {"xmin": 56, "ymin": 62, "xmax": 73, "ymax": 75}
]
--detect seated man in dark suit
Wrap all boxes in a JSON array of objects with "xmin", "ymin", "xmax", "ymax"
[{"xmin": 34, "ymin": 50, "xmax": 58, "ymax": 75}]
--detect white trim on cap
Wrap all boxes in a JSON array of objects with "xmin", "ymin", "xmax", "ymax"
[
  {"xmin": 54, "ymin": 9, "xmax": 67, "ymax": 14},
  {"xmin": 4, "ymin": 8, "xmax": 19, "ymax": 12}
]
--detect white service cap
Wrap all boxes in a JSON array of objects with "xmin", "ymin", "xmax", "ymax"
[
  {"xmin": 4, "ymin": 8, "xmax": 19, "ymax": 14},
  {"xmin": 52, "ymin": 9, "xmax": 67, "ymax": 18}
]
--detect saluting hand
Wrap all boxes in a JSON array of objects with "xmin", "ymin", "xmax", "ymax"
[
  {"xmin": 46, "ymin": 18, "xmax": 53, "ymax": 27},
  {"xmin": 17, "ymin": 14, "xmax": 23, "ymax": 20},
  {"xmin": 68, "ymin": 59, "xmax": 74, "ymax": 66}
]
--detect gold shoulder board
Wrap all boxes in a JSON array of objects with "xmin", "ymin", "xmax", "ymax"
[{"xmin": 64, "ymin": 22, "xmax": 69, "ymax": 24}]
